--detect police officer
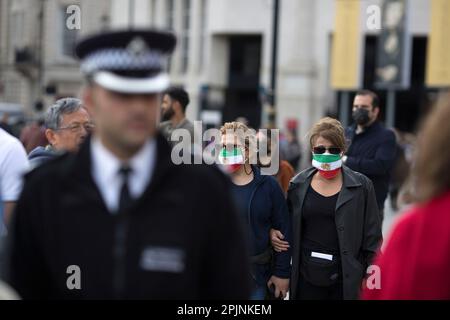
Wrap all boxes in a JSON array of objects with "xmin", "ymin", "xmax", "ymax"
[{"xmin": 3, "ymin": 29, "xmax": 250, "ymax": 299}]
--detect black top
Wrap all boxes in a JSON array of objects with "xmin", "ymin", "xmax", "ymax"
[
  {"xmin": 301, "ymin": 185, "xmax": 340, "ymax": 253},
  {"xmin": 231, "ymin": 177, "xmax": 257, "ymax": 227},
  {"xmin": 231, "ymin": 177, "xmax": 258, "ymax": 251}
]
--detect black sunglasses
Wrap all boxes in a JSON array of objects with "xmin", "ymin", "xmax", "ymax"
[{"xmin": 313, "ymin": 146, "xmax": 342, "ymax": 155}]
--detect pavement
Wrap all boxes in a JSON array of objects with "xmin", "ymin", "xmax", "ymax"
[{"xmin": 381, "ymin": 195, "xmax": 409, "ymax": 249}]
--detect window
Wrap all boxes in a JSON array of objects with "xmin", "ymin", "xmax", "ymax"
[
  {"xmin": 166, "ymin": 0, "xmax": 175, "ymax": 30},
  {"xmin": 9, "ymin": 2, "xmax": 25, "ymax": 53},
  {"xmin": 198, "ymin": 0, "xmax": 207, "ymax": 73},
  {"xmin": 5, "ymin": 79, "xmax": 21, "ymax": 104},
  {"xmin": 181, "ymin": 0, "xmax": 191, "ymax": 74},
  {"xmin": 150, "ymin": 0, "xmax": 157, "ymax": 27},
  {"xmin": 12, "ymin": 12, "xmax": 24, "ymax": 48},
  {"xmin": 166, "ymin": 0, "xmax": 175, "ymax": 72}
]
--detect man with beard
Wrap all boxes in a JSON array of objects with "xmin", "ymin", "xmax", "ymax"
[
  {"xmin": 160, "ymin": 86, "xmax": 195, "ymax": 145},
  {"xmin": 343, "ymin": 90, "xmax": 396, "ymax": 222},
  {"xmin": 28, "ymin": 98, "xmax": 93, "ymax": 168}
]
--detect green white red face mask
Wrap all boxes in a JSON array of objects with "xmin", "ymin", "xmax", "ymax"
[
  {"xmin": 218, "ymin": 147, "xmax": 245, "ymax": 173},
  {"xmin": 312, "ymin": 153, "xmax": 343, "ymax": 179}
]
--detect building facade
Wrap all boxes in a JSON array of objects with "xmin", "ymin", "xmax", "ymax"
[
  {"xmin": 0, "ymin": 0, "xmax": 439, "ymax": 158},
  {"xmin": 0, "ymin": 0, "xmax": 110, "ymax": 117},
  {"xmin": 109, "ymin": 0, "xmax": 435, "ymax": 147}
]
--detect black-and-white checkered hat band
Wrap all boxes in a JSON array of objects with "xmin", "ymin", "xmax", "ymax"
[
  {"xmin": 80, "ymin": 49, "xmax": 163, "ymax": 74},
  {"xmin": 75, "ymin": 29, "xmax": 176, "ymax": 93}
]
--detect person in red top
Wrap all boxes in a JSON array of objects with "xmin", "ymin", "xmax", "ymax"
[{"xmin": 363, "ymin": 95, "xmax": 450, "ymax": 300}]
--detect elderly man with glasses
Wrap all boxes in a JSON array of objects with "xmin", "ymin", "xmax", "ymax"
[{"xmin": 28, "ymin": 98, "xmax": 94, "ymax": 168}]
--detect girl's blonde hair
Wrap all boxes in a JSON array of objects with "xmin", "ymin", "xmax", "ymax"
[{"xmin": 220, "ymin": 121, "xmax": 258, "ymax": 164}]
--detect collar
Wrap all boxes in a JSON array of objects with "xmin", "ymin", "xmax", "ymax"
[
  {"xmin": 353, "ymin": 120, "xmax": 380, "ymax": 135},
  {"xmin": 67, "ymin": 134, "xmax": 172, "ymax": 184},
  {"xmin": 57, "ymin": 134, "xmax": 171, "ymax": 214},
  {"xmin": 90, "ymin": 136, "xmax": 156, "ymax": 183},
  {"xmin": 288, "ymin": 166, "xmax": 363, "ymax": 212},
  {"xmin": 290, "ymin": 165, "xmax": 362, "ymax": 189}
]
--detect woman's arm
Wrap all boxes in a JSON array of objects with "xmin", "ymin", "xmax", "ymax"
[
  {"xmin": 270, "ymin": 228, "xmax": 290, "ymax": 252},
  {"xmin": 269, "ymin": 180, "xmax": 292, "ymax": 279}
]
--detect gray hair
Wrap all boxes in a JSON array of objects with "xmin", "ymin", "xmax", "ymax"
[{"xmin": 45, "ymin": 98, "xmax": 83, "ymax": 130}]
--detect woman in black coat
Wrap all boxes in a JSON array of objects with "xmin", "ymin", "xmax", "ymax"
[{"xmin": 271, "ymin": 117, "xmax": 382, "ymax": 300}]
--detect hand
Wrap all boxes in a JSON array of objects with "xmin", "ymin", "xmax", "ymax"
[
  {"xmin": 267, "ymin": 276, "xmax": 289, "ymax": 299},
  {"xmin": 270, "ymin": 229, "xmax": 290, "ymax": 252}
]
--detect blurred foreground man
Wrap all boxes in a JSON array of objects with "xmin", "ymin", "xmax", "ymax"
[{"xmin": 3, "ymin": 29, "xmax": 250, "ymax": 299}]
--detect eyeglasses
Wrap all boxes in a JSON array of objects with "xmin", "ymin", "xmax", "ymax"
[
  {"xmin": 312, "ymin": 146, "xmax": 342, "ymax": 155},
  {"xmin": 57, "ymin": 123, "xmax": 95, "ymax": 133}
]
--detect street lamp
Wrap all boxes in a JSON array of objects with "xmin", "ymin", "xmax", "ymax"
[{"xmin": 266, "ymin": 0, "xmax": 280, "ymax": 129}]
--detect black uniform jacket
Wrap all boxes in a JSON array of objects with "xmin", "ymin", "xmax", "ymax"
[{"xmin": 4, "ymin": 134, "xmax": 251, "ymax": 299}]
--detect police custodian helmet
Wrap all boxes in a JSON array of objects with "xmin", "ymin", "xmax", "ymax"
[{"xmin": 75, "ymin": 29, "xmax": 176, "ymax": 94}]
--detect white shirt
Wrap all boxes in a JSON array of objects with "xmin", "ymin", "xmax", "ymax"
[
  {"xmin": 90, "ymin": 137, "xmax": 156, "ymax": 213},
  {"xmin": 0, "ymin": 128, "xmax": 30, "ymax": 236},
  {"xmin": 0, "ymin": 128, "xmax": 30, "ymax": 202}
]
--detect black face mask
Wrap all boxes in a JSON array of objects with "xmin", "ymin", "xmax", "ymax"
[{"xmin": 352, "ymin": 108, "xmax": 371, "ymax": 126}]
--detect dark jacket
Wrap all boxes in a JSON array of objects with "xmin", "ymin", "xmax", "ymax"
[
  {"xmin": 287, "ymin": 166, "xmax": 382, "ymax": 300},
  {"xmin": 345, "ymin": 121, "xmax": 396, "ymax": 210},
  {"xmin": 234, "ymin": 166, "xmax": 291, "ymax": 286},
  {"xmin": 28, "ymin": 146, "xmax": 59, "ymax": 169},
  {"xmin": 3, "ymin": 134, "xmax": 251, "ymax": 299}
]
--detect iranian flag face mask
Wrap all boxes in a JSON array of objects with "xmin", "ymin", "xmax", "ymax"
[
  {"xmin": 312, "ymin": 153, "xmax": 343, "ymax": 179},
  {"xmin": 218, "ymin": 147, "xmax": 245, "ymax": 173}
]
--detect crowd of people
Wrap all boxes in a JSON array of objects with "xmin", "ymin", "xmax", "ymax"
[{"xmin": 0, "ymin": 28, "xmax": 448, "ymax": 300}]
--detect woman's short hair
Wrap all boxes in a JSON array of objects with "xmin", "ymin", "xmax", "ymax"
[
  {"xmin": 415, "ymin": 95, "xmax": 450, "ymax": 202},
  {"xmin": 308, "ymin": 117, "xmax": 347, "ymax": 152}
]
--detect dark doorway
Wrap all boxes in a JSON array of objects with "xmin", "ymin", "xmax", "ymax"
[
  {"xmin": 395, "ymin": 37, "xmax": 436, "ymax": 132},
  {"xmin": 223, "ymin": 35, "xmax": 262, "ymax": 129},
  {"xmin": 337, "ymin": 35, "xmax": 437, "ymax": 132}
]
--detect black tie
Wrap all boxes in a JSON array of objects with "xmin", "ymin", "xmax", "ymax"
[
  {"xmin": 114, "ymin": 166, "xmax": 133, "ymax": 298},
  {"xmin": 118, "ymin": 166, "xmax": 133, "ymax": 213}
]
